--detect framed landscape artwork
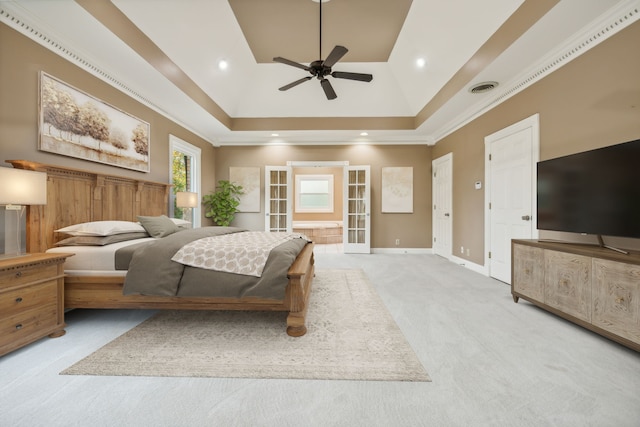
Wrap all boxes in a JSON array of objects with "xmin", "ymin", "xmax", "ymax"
[{"xmin": 38, "ymin": 72, "xmax": 150, "ymax": 172}]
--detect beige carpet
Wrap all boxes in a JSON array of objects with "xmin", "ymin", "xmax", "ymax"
[{"xmin": 61, "ymin": 269, "xmax": 430, "ymax": 381}]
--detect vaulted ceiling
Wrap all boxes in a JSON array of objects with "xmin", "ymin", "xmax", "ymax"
[{"xmin": 1, "ymin": 0, "xmax": 635, "ymax": 145}]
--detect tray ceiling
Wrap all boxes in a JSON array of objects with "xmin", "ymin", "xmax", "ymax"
[{"xmin": 1, "ymin": 0, "xmax": 635, "ymax": 145}]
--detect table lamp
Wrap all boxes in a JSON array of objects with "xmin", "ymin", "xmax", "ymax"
[
  {"xmin": 175, "ymin": 191, "xmax": 198, "ymax": 225},
  {"xmin": 0, "ymin": 167, "xmax": 47, "ymax": 259}
]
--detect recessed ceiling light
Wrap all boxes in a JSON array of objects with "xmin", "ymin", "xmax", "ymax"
[
  {"xmin": 360, "ymin": 132, "xmax": 368, "ymax": 136},
  {"xmin": 218, "ymin": 59, "xmax": 228, "ymax": 70},
  {"xmin": 271, "ymin": 133, "xmax": 279, "ymax": 137},
  {"xmin": 416, "ymin": 57, "xmax": 427, "ymax": 68}
]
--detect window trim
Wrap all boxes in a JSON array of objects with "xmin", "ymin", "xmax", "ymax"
[
  {"xmin": 169, "ymin": 135, "xmax": 201, "ymax": 227},
  {"xmin": 295, "ymin": 174, "xmax": 334, "ymax": 213}
]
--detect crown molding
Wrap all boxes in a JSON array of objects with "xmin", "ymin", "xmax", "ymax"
[
  {"xmin": 432, "ymin": 0, "xmax": 640, "ymax": 143},
  {"xmin": 3, "ymin": 1, "xmax": 638, "ymax": 147},
  {"xmin": 0, "ymin": 3, "xmax": 217, "ymax": 145}
]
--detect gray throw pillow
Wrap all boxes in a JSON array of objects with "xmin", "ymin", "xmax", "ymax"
[{"xmin": 137, "ymin": 215, "xmax": 180, "ymax": 238}]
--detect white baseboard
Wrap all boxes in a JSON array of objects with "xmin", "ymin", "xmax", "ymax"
[
  {"xmin": 369, "ymin": 249, "xmax": 488, "ymax": 276},
  {"xmin": 450, "ymin": 255, "xmax": 488, "ymax": 276},
  {"xmin": 372, "ymin": 248, "xmax": 432, "ymax": 254}
]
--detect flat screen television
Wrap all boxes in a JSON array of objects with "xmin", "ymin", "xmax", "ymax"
[{"xmin": 537, "ymin": 138, "xmax": 640, "ymax": 241}]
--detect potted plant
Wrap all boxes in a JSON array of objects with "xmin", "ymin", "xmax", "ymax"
[{"xmin": 202, "ymin": 180, "xmax": 244, "ymax": 226}]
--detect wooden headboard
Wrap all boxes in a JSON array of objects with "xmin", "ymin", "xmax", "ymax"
[{"xmin": 6, "ymin": 160, "xmax": 171, "ymax": 253}]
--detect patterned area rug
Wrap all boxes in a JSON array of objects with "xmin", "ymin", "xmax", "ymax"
[{"xmin": 61, "ymin": 269, "xmax": 430, "ymax": 381}]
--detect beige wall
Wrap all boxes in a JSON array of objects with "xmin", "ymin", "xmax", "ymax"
[
  {"xmin": 433, "ymin": 20, "xmax": 640, "ymax": 264},
  {"xmin": 0, "ymin": 23, "xmax": 217, "ymax": 224},
  {"xmin": 3, "ymin": 18, "xmax": 639, "ymax": 255},
  {"xmin": 214, "ymin": 145, "xmax": 433, "ymax": 248}
]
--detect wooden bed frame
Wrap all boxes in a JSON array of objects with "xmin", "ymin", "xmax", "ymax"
[{"xmin": 7, "ymin": 160, "xmax": 315, "ymax": 337}]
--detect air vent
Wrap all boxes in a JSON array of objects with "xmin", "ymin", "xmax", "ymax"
[{"xmin": 469, "ymin": 81, "xmax": 499, "ymax": 94}]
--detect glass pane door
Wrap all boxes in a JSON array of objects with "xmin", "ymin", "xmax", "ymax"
[
  {"xmin": 265, "ymin": 166, "xmax": 292, "ymax": 232},
  {"xmin": 343, "ymin": 165, "xmax": 370, "ymax": 253}
]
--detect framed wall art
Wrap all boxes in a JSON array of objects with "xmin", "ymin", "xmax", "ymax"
[
  {"xmin": 39, "ymin": 71, "xmax": 150, "ymax": 172},
  {"xmin": 230, "ymin": 166, "xmax": 260, "ymax": 212},
  {"xmin": 381, "ymin": 167, "xmax": 413, "ymax": 213}
]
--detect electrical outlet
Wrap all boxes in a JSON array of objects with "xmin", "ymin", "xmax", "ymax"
[
  {"xmin": 460, "ymin": 246, "xmax": 464, "ymax": 254},
  {"xmin": 466, "ymin": 248, "xmax": 470, "ymax": 256},
  {"xmin": 395, "ymin": 239, "xmax": 400, "ymax": 246}
]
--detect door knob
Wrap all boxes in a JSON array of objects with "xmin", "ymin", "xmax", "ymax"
[
  {"xmin": 444, "ymin": 213, "xmax": 450, "ymax": 217},
  {"xmin": 521, "ymin": 215, "xmax": 531, "ymax": 221}
]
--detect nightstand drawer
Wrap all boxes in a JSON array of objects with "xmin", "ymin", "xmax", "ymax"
[
  {"xmin": 0, "ymin": 302, "xmax": 58, "ymax": 347},
  {"xmin": 0, "ymin": 253, "xmax": 71, "ymax": 356},
  {"xmin": 0, "ymin": 263, "xmax": 58, "ymax": 290},
  {"xmin": 0, "ymin": 280, "xmax": 58, "ymax": 317}
]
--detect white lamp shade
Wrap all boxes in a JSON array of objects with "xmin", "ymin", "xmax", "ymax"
[
  {"xmin": 0, "ymin": 167, "xmax": 47, "ymax": 205},
  {"xmin": 176, "ymin": 191, "xmax": 198, "ymax": 208}
]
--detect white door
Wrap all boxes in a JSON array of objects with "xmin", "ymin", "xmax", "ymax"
[
  {"xmin": 343, "ymin": 165, "xmax": 371, "ymax": 253},
  {"xmin": 264, "ymin": 166, "xmax": 292, "ymax": 232},
  {"xmin": 485, "ymin": 114, "xmax": 539, "ymax": 283},
  {"xmin": 432, "ymin": 153, "xmax": 453, "ymax": 259}
]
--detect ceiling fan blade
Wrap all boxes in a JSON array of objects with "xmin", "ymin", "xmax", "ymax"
[
  {"xmin": 331, "ymin": 71, "xmax": 373, "ymax": 82},
  {"xmin": 320, "ymin": 78, "xmax": 337, "ymax": 100},
  {"xmin": 273, "ymin": 57, "xmax": 312, "ymax": 72},
  {"xmin": 278, "ymin": 76, "xmax": 312, "ymax": 91},
  {"xmin": 322, "ymin": 45, "xmax": 348, "ymax": 68}
]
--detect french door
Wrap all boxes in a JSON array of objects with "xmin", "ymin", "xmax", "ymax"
[
  {"xmin": 264, "ymin": 166, "xmax": 292, "ymax": 232},
  {"xmin": 264, "ymin": 164, "xmax": 371, "ymax": 254},
  {"xmin": 343, "ymin": 165, "xmax": 371, "ymax": 253}
]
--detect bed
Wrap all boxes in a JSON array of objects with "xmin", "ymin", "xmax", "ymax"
[{"xmin": 7, "ymin": 160, "xmax": 315, "ymax": 337}]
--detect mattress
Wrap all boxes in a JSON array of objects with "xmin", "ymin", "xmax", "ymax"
[{"xmin": 46, "ymin": 237, "xmax": 155, "ymax": 274}]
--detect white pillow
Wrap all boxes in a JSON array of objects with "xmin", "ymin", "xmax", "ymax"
[
  {"xmin": 55, "ymin": 221, "xmax": 146, "ymax": 236},
  {"xmin": 170, "ymin": 218, "xmax": 192, "ymax": 229}
]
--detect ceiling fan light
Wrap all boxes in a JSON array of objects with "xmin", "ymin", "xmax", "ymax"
[{"xmin": 272, "ymin": 0, "xmax": 371, "ymax": 100}]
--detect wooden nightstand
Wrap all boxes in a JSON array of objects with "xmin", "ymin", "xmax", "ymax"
[{"xmin": 0, "ymin": 253, "xmax": 73, "ymax": 356}]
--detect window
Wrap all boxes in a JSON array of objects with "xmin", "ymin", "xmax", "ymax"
[
  {"xmin": 295, "ymin": 174, "xmax": 333, "ymax": 213},
  {"xmin": 170, "ymin": 135, "xmax": 201, "ymax": 227}
]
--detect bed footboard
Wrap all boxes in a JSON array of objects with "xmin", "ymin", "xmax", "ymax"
[
  {"xmin": 64, "ymin": 243, "xmax": 316, "ymax": 336},
  {"xmin": 284, "ymin": 242, "xmax": 315, "ymax": 337}
]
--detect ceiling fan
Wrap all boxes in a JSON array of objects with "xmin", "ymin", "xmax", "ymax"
[{"xmin": 273, "ymin": 0, "xmax": 373, "ymax": 100}]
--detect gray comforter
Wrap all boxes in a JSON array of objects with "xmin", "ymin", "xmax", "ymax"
[{"xmin": 121, "ymin": 227, "xmax": 308, "ymax": 300}]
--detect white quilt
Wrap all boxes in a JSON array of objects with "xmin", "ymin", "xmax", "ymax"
[{"xmin": 171, "ymin": 231, "xmax": 307, "ymax": 277}]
